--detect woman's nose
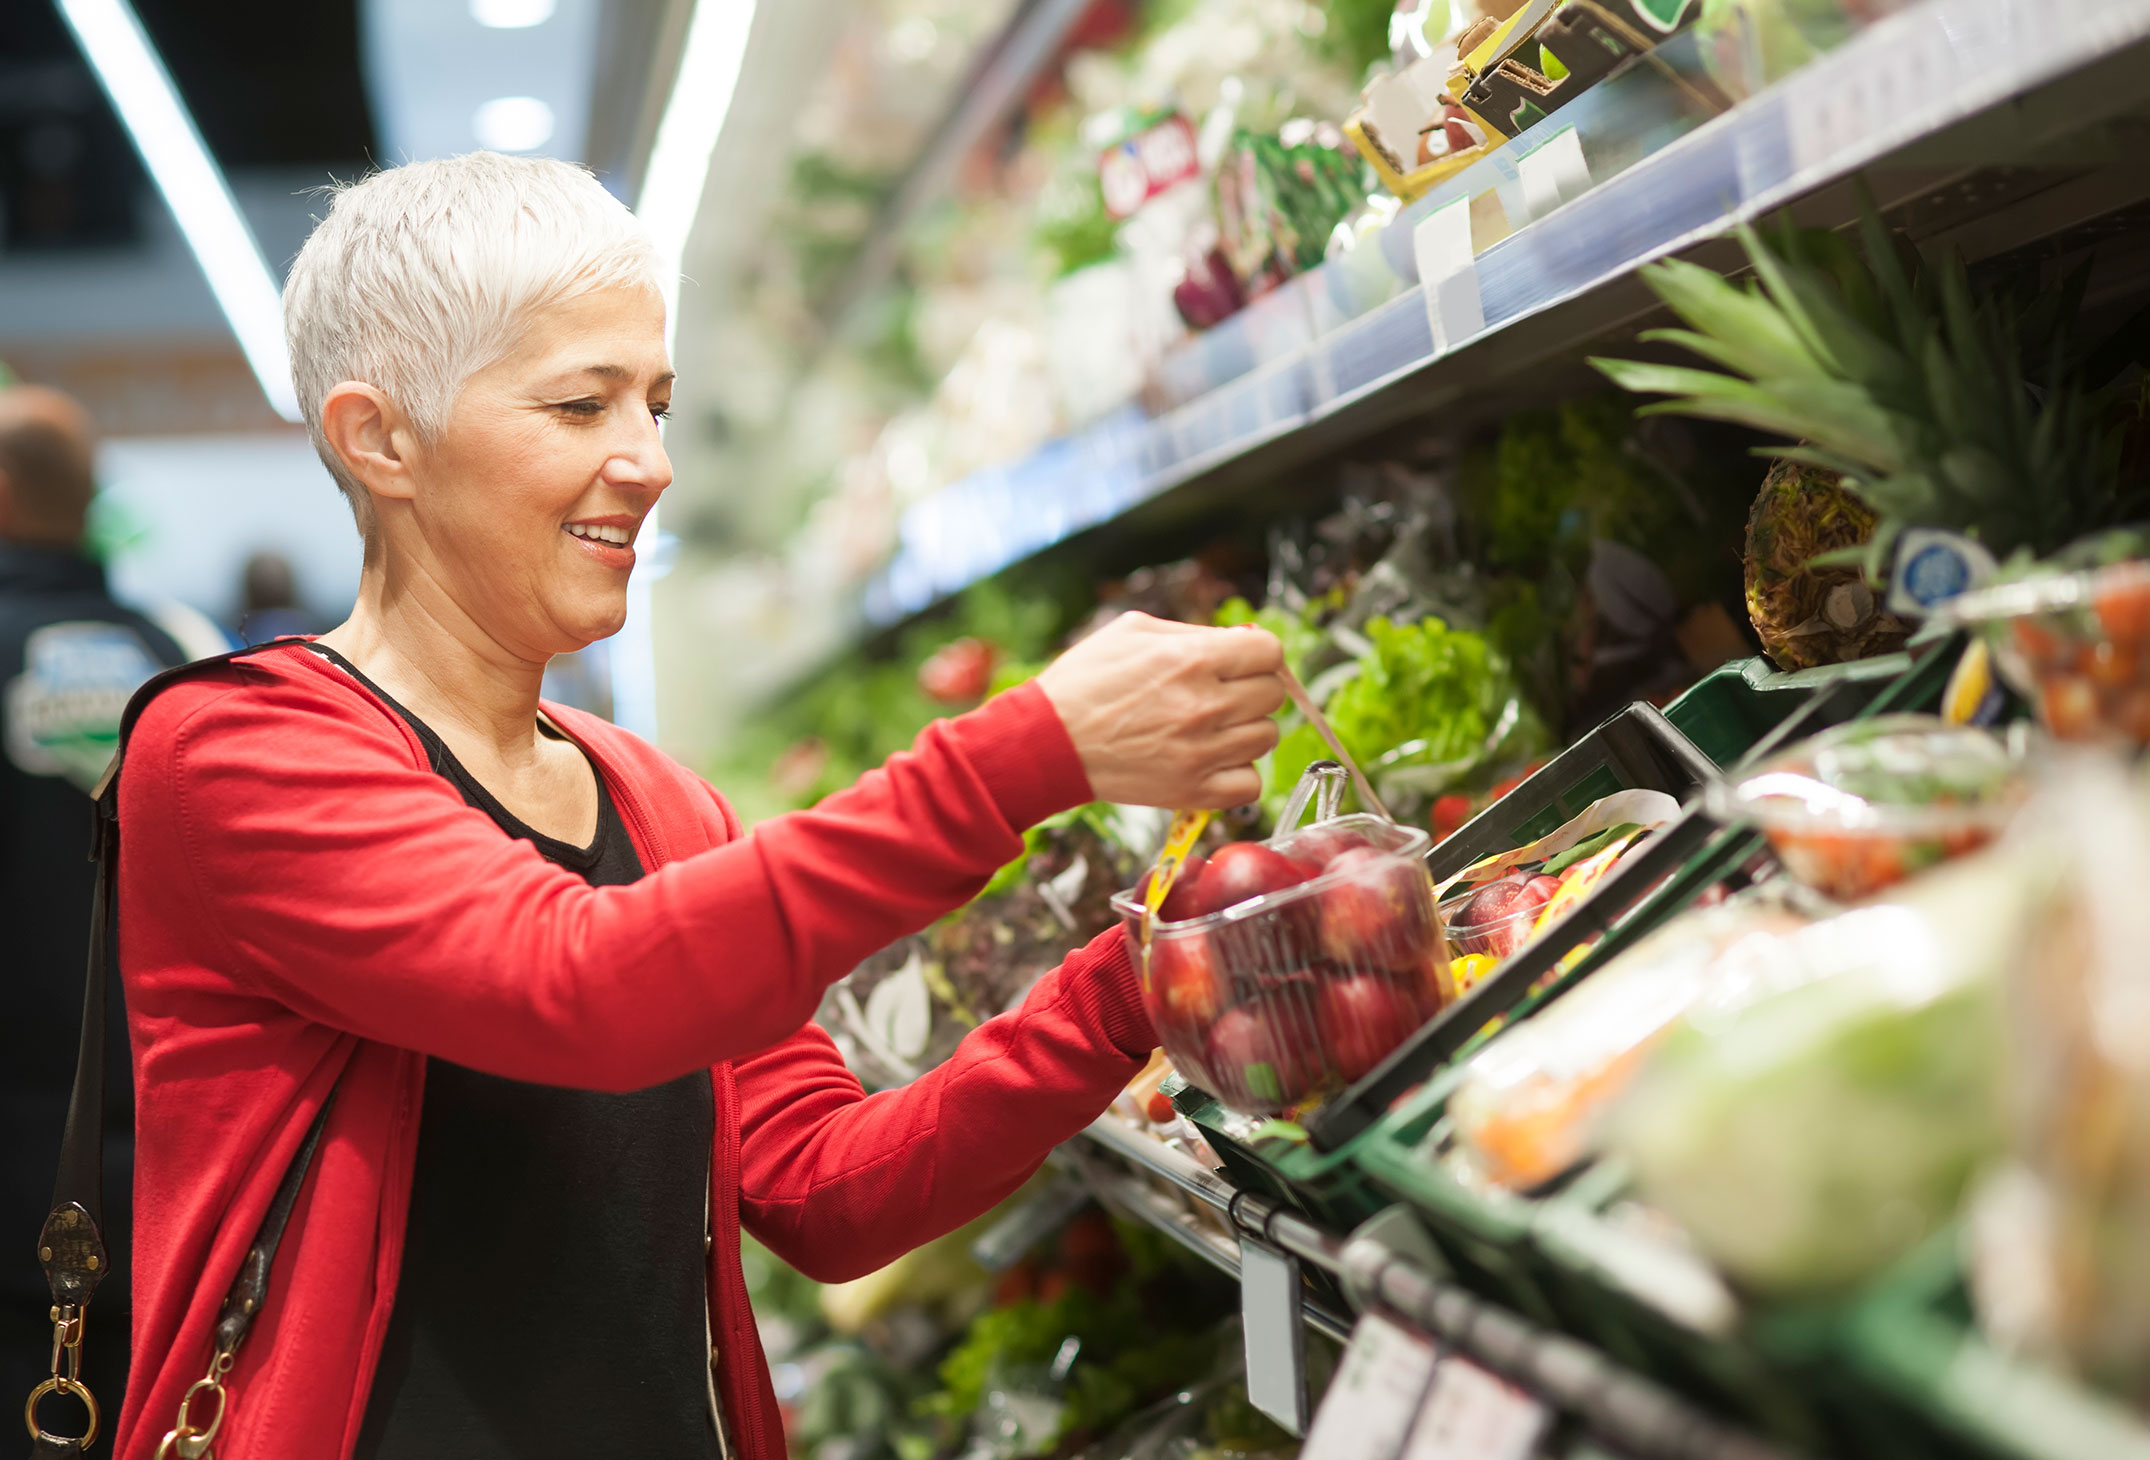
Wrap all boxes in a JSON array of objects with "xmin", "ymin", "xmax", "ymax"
[{"xmin": 605, "ymin": 413, "xmax": 674, "ymax": 497}]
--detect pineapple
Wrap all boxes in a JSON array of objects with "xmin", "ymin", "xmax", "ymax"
[
  {"xmin": 1744, "ymin": 458, "xmax": 1908, "ymax": 670},
  {"xmin": 1594, "ymin": 206, "xmax": 2144, "ymax": 596}
]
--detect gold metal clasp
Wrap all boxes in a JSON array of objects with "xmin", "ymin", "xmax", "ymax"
[
  {"xmin": 153, "ymin": 1350, "xmax": 234, "ymax": 1460},
  {"xmin": 24, "ymin": 1305, "xmax": 98, "ymax": 1449}
]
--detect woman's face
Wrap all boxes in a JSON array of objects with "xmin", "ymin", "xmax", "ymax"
[{"xmin": 402, "ymin": 284, "xmax": 673, "ymax": 658}]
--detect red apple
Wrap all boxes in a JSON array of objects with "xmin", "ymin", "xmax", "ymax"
[
  {"xmin": 1204, "ymin": 998, "xmax": 1324, "ymax": 1109},
  {"xmin": 1278, "ymin": 823, "xmax": 1375, "ymax": 874},
  {"xmin": 1210, "ymin": 899, "xmax": 1323, "ymax": 983},
  {"xmin": 1316, "ymin": 974, "xmax": 1431, "ymax": 1084},
  {"xmin": 1195, "ymin": 842, "xmax": 1309, "ymax": 913},
  {"xmin": 1134, "ymin": 854, "xmax": 1210, "ymax": 923},
  {"xmin": 1445, "ymin": 871, "xmax": 1558, "ymax": 958},
  {"xmin": 1315, "ymin": 847, "xmax": 1437, "ymax": 970},
  {"xmin": 1148, "ymin": 931, "xmax": 1224, "ymax": 1029}
]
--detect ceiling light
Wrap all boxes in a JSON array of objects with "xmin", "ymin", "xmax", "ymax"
[
  {"xmin": 471, "ymin": 0, "xmax": 555, "ymax": 27},
  {"xmin": 638, "ymin": 0, "xmax": 758, "ymax": 344},
  {"xmin": 472, "ymin": 95, "xmax": 556, "ymax": 152},
  {"xmin": 616, "ymin": 0, "xmax": 760, "ymax": 740},
  {"xmin": 53, "ymin": 0, "xmax": 301, "ymax": 423}
]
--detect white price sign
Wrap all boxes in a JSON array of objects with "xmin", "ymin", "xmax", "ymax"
[
  {"xmin": 1300, "ymin": 1315, "xmax": 1439, "ymax": 1460},
  {"xmin": 1403, "ymin": 1355, "xmax": 1550, "ymax": 1460},
  {"xmin": 1413, "ymin": 195, "xmax": 1484, "ymax": 357},
  {"xmin": 1514, "ymin": 126, "xmax": 1592, "ymax": 223}
]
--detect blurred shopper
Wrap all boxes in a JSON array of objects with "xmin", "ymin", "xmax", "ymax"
[
  {"xmin": 0, "ymin": 384, "xmax": 181, "ymax": 1432},
  {"xmin": 98, "ymin": 154, "xmax": 1285, "ymax": 1460},
  {"xmin": 233, "ymin": 549, "xmax": 322, "ymax": 645}
]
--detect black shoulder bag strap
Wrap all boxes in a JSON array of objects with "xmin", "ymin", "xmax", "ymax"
[{"xmin": 25, "ymin": 644, "xmax": 339, "ymax": 1460}]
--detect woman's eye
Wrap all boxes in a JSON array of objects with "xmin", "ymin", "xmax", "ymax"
[
  {"xmin": 555, "ymin": 399, "xmax": 605, "ymax": 418},
  {"xmin": 650, "ymin": 403, "xmax": 671, "ymax": 422}
]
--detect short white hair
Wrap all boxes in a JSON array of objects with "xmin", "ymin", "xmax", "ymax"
[{"xmin": 283, "ymin": 152, "xmax": 661, "ymax": 515}]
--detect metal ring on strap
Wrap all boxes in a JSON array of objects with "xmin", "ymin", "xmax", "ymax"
[{"xmin": 24, "ymin": 1375, "xmax": 99, "ymax": 1450}]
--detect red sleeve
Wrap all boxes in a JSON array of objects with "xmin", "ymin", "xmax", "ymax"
[
  {"xmin": 734, "ymin": 928, "xmax": 1154, "ymax": 1282},
  {"xmin": 124, "ymin": 664, "xmax": 1091, "ymax": 1092}
]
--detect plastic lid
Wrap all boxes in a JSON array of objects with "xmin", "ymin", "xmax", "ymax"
[{"xmin": 1710, "ymin": 714, "xmax": 2023, "ymax": 837}]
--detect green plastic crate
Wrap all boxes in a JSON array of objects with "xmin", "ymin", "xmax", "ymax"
[
  {"xmin": 1664, "ymin": 652, "xmax": 1912, "ymax": 769},
  {"xmin": 1842, "ymin": 1237, "xmax": 2150, "ymax": 1460},
  {"xmin": 1178, "ymin": 1093, "xmax": 1394, "ymax": 1233}
]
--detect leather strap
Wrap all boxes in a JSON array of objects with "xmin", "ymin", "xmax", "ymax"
[{"xmin": 28, "ymin": 642, "xmax": 334, "ymax": 1457}]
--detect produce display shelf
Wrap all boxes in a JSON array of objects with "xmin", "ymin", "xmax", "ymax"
[
  {"xmin": 862, "ymin": 0, "xmax": 2150, "ymax": 628},
  {"xmin": 822, "ymin": 0, "xmax": 1102, "ymax": 330},
  {"xmin": 1074, "ymin": 1115, "xmax": 1355, "ymax": 1343},
  {"xmin": 1072, "ymin": 1116, "xmax": 1801, "ymax": 1460}
]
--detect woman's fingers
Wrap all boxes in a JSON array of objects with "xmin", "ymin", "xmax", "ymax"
[
  {"xmin": 1209, "ymin": 623, "xmax": 1288, "ymax": 680},
  {"xmin": 1210, "ymin": 672, "xmax": 1287, "ymax": 728},
  {"xmin": 1035, "ymin": 614, "xmax": 1289, "ymax": 808}
]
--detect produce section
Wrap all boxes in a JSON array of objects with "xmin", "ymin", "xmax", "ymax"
[{"xmin": 650, "ymin": 0, "xmax": 2150, "ymax": 1456}]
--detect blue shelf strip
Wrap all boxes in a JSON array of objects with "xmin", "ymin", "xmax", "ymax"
[{"xmin": 862, "ymin": 0, "xmax": 2150, "ymax": 627}]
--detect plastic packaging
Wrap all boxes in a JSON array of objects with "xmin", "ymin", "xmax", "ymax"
[
  {"xmin": 1113, "ymin": 812, "xmax": 1447, "ymax": 1115},
  {"xmin": 1449, "ymin": 893, "xmax": 1819, "ymax": 1191},
  {"xmin": 1972, "ymin": 753, "xmax": 2150, "ymax": 1400},
  {"xmin": 1709, "ymin": 713, "xmax": 2023, "ymax": 899},
  {"xmin": 1611, "ymin": 848, "xmax": 2024, "ymax": 1295},
  {"xmin": 1948, "ymin": 559, "xmax": 2150, "ymax": 745}
]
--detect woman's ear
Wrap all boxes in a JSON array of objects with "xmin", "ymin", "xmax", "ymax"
[{"xmin": 319, "ymin": 383, "xmax": 419, "ymax": 504}]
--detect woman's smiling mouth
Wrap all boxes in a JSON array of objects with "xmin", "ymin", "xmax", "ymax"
[{"xmin": 564, "ymin": 518, "xmax": 638, "ymax": 567}]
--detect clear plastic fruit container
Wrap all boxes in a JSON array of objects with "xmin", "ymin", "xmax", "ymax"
[
  {"xmin": 1442, "ymin": 876, "xmax": 1563, "ymax": 962},
  {"xmin": 1945, "ymin": 559, "xmax": 2150, "ymax": 744},
  {"xmin": 1111, "ymin": 814, "xmax": 1449, "ymax": 1116},
  {"xmin": 1706, "ymin": 714, "xmax": 2025, "ymax": 901}
]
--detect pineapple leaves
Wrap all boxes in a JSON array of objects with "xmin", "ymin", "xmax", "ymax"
[{"xmin": 1598, "ymin": 194, "xmax": 2135, "ymax": 566}]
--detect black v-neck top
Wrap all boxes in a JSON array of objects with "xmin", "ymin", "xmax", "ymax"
[{"xmin": 309, "ymin": 647, "xmax": 723, "ymax": 1460}]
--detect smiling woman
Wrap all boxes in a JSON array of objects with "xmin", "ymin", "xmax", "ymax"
[{"xmin": 98, "ymin": 153, "xmax": 1288, "ymax": 1460}]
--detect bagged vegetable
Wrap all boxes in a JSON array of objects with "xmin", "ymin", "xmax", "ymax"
[
  {"xmin": 1450, "ymin": 891, "xmax": 1818, "ymax": 1190},
  {"xmin": 1610, "ymin": 848, "xmax": 2030, "ymax": 1295}
]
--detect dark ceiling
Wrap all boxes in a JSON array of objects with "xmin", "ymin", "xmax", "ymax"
[{"xmin": 0, "ymin": 0, "xmax": 376, "ymax": 252}]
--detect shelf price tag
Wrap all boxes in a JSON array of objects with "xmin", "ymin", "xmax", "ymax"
[
  {"xmin": 1299, "ymin": 1314, "xmax": 1439, "ymax": 1460},
  {"xmin": 1413, "ymin": 194, "xmax": 1484, "ymax": 357},
  {"xmin": 1240, "ymin": 1238, "xmax": 1309, "ymax": 1435},
  {"xmin": 1514, "ymin": 126, "xmax": 1592, "ymax": 223},
  {"xmin": 1402, "ymin": 1355, "xmax": 1550, "ymax": 1460}
]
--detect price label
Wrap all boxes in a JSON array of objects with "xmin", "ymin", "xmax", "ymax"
[
  {"xmin": 1413, "ymin": 194, "xmax": 1484, "ymax": 356},
  {"xmin": 1240, "ymin": 1239, "xmax": 1308, "ymax": 1435},
  {"xmin": 1100, "ymin": 113, "xmax": 1201, "ymax": 219},
  {"xmin": 1300, "ymin": 1315, "xmax": 1439, "ymax": 1460},
  {"xmin": 1402, "ymin": 1355, "xmax": 1550, "ymax": 1460},
  {"xmin": 1514, "ymin": 126, "xmax": 1592, "ymax": 223}
]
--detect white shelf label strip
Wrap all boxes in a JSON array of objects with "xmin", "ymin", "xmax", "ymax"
[
  {"xmin": 1515, "ymin": 126, "xmax": 1593, "ymax": 225},
  {"xmin": 1414, "ymin": 194, "xmax": 1484, "ymax": 357}
]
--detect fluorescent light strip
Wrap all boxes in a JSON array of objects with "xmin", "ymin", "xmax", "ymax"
[
  {"xmin": 638, "ymin": 0, "xmax": 758, "ymax": 346},
  {"xmin": 612, "ymin": 0, "xmax": 758, "ymax": 740},
  {"xmin": 56, "ymin": 0, "xmax": 301, "ymax": 423}
]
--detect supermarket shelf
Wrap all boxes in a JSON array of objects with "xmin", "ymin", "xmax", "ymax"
[
  {"xmin": 1073, "ymin": 1118, "xmax": 1800, "ymax": 1460},
  {"xmin": 822, "ymin": 0, "xmax": 1099, "ymax": 331},
  {"xmin": 861, "ymin": 0, "xmax": 2150, "ymax": 627},
  {"xmin": 1073, "ymin": 1117, "xmax": 1356, "ymax": 1344}
]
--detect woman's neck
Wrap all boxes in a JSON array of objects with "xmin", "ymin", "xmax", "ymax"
[{"xmin": 318, "ymin": 566, "xmax": 551, "ymax": 768}]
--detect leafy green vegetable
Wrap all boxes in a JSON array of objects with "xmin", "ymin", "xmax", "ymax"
[
  {"xmin": 1270, "ymin": 616, "xmax": 1544, "ymax": 816},
  {"xmin": 920, "ymin": 1287, "xmax": 1221, "ymax": 1448}
]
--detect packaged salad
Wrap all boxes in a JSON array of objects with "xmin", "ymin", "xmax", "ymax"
[
  {"xmin": 1948, "ymin": 557, "xmax": 2150, "ymax": 745},
  {"xmin": 1448, "ymin": 893, "xmax": 1820, "ymax": 1191},
  {"xmin": 1709, "ymin": 714, "xmax": 2025, "ymax": 900}
]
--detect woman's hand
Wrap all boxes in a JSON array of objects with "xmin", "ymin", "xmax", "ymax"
[{"xmin": 1035, "ymin": 612, "xmax": 1285, "ymax": 809}]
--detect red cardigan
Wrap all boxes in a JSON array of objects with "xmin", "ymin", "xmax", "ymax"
[{"xmin": 112, "ymin": 642, "xmax": 1152, "ymax": 1459}]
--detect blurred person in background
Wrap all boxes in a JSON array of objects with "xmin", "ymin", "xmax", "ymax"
[
  {"xmin": 97, "ymin": 153, "xmax": 1286, "ymax": 1460},
  {"xmin": 233, "ymin": 549, "xmax": 323, "ymax": 645},
  {"xmin": 0, "ymin": 383, "xmax": 183, "ymax": 1430}
]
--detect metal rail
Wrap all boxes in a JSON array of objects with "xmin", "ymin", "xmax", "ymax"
[{"xmin": 1077, "ymin": 1119, "xmax": 1802, "ymax": 1460}]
